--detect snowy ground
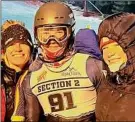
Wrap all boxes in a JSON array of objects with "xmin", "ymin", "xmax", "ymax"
[{"xmin": 2, "ymin": 1, "xmax": 102, "ymax": 39}]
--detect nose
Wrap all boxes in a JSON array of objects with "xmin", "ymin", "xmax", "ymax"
[
  {"xmin": 14, "ymin": 43, "xmax": 22, "ymax": 52},
  {"xmin": 108, "ymin": 51, "xmax": 115, "ymax": 58}
]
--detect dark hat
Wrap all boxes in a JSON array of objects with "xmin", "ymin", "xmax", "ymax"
[{"xmin": 1, "ymin": 24, "xmax": 33, "ymax": 49}]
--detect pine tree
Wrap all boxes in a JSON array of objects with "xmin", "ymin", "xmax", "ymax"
[
  {"xmin": 112, "ymin": 1, "xmax": 135, "ymax": 13},
  {"xmin": 94, "ymin": 1, "xmax": 113, "ymax": 14}
]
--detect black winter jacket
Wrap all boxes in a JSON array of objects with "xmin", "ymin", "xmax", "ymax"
[{"xmin": 1, "ymin": 61, "xmax": 24, "ymax": 122}]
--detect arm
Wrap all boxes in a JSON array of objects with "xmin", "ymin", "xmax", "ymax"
[
  {"xmin": 1, "ymin": 64, "xmax": 6, "ymax": 122},
  {"xmin": 1, "ymin": 85, "xmax": 6, "ymax": 122},
  {"xmin": 1, "ymin": 61, "xmax": 15, "ymax": 121},
  {"xmin": 23, "ymin": 73, "xmax": 41, "ymax": 121},
  {"xmin": 86, "ymin": 57, "xmax": 105, "ymax": 89},
  {"xmin": 11, "ymin": 79, "xmax": 25, "ymax": 121},
  {"xmin": 11, "ymin": 72, "xmax": 41, "ymax": 122}
]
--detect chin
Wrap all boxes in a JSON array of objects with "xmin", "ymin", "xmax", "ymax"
[
  {"xmin": 109, "ymin": 67, "xmax": 120, "ymax": 72},
  {"xmin": 108, "ymin": 62, "xmax": 122, "ymax": 72},
  {"xmin": 14, "ymin": 62, "xmax": 26, "ymax": 66},
  {"xmin": 12, "ymin": 60, "xmax": 28, "ymax": 66}
]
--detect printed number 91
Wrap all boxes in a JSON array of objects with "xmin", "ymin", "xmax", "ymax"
[{"xmin": 48, "ymin": 92, "xmax": 76, "ymax": 112}]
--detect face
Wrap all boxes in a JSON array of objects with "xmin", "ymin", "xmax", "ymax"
[
  {"xmin": 6, "ymin": 42, "xmax": 31, "ymax": 68},
  {"xmin": 101, "ymin": 39, "xmax": 127, "ymax": 72},
  {"xmin": 37, "ymin": 26, "xmax": 68, "ymax": 59}
]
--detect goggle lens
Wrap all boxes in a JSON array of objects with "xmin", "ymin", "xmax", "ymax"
[{"xmin": 37, "ymin": 26, "xmax": 68, "ymax": 44}]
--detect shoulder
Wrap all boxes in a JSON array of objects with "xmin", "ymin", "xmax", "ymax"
[
  {"xmin": 72, "ymin": 53, "xmax": 91, "ymax": 68},
  {"xmin": 1, "ymin": 61, "xmax": 15, "ymax": 73},
  {"xmin": 86, "ymin": 57, "xmax": 103, "ymax": 79},
  {"xmin": 28, "ymin": 58, "xmax": 44, "ymax": 72},
  {"xmin": 19, "ymin": 72, "xmax": 32, "ymax": 89},
  {"xmin": 86, "ymin": 58, "xmax": 106, "ymax": 88},
  {"xmin": 74, "ymin": 53, "xmax": 90, "ymax": 61},
  {"xmin": 86, "ymin": 57, "xmax": 103, "ymax": 70}
]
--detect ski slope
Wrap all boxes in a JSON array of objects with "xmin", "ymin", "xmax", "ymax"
[{"xmin": 2, "ymin": 1, "xmax": 102, "ymax": 39}]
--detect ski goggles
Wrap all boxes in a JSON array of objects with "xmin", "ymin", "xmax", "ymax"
[{"xmin": 37, "ymin": 26, "xmax": 70, "ymax": 44}]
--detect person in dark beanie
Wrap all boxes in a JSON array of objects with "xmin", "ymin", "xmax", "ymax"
[
  {"xmin": 1, "ymin": 20, "xmax": 34, "ymax": 122},
  {"xmin": 96, "ymin": 13, "xmax": 135, "ymax": 121}
]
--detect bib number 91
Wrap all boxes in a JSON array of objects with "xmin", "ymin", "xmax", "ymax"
[{"xmin": 48, "ymin": 92, "xmax": 76, "ymax": 112}]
